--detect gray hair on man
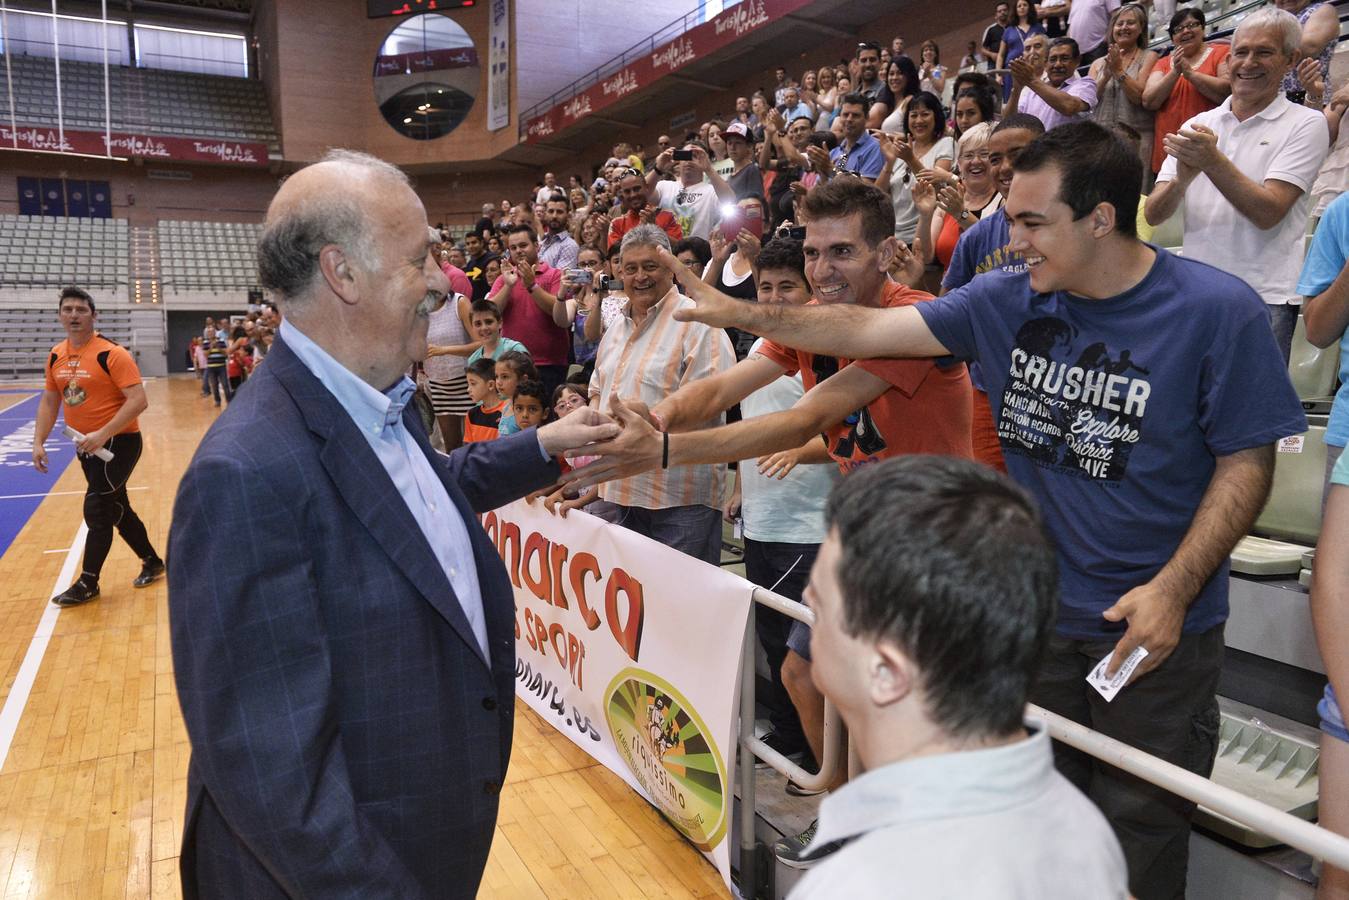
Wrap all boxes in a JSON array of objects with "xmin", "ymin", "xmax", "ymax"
[
  {"xmin": 1233, "ymin": 6, "xmax": 1302, "ymax": 57},
  {"xmin": 619, "ymin": 223, "xmax": 673, "ymax": 255},
  {"xmin": 256, "ymin": 149, "xmax": 409, "ymax": 303}
]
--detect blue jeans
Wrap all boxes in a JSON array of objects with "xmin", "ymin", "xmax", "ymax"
[
  {"xmin": 587, "ymin": 500, "xmax": 723, "ymax": 565},
  {"xmin": 205, "ymin": 367, "xmax": 233, "ymax": 405},
  {"xmin": 1322, "ymin": 684, "xmax": 1349, "ymax": 743},
  {"xmin": 1267, "ymin": 303, "xmax": 1298, "ymax": 364}
]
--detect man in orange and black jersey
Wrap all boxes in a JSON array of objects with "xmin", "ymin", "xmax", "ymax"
[{"xmin": 32, "ymin": 287, "xmax": 164, "ymax": 607}]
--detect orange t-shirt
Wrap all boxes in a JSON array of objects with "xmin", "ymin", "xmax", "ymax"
[
  {"xmin": 463, "ymin": 399, "xmax": 505, "ymax": 443},
  {"xmin": 756, "ymin": 281, "xmax": 973, "ymax": 473},
  {"xmin": 45, "ymin": 334, "xmax": 142, "ymax": 435}
]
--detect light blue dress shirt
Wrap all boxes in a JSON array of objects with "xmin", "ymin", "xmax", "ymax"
[{"xmin": 279, "ymin": 319, "xmax": 492, "ymax": 660}]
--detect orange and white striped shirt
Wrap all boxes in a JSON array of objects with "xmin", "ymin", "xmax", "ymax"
[{"xmin": 590, "ymin": 286, "xmax": 735, "ymax": 510}]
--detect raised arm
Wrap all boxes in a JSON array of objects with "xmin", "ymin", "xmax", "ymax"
[{"xmin": 650, "ymin": 353, "xmax": 786, "ymax": 431}]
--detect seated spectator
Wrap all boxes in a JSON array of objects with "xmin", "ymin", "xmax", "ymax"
[
  {"xmin": 608, "ymin": 170, "xmax": 684, "ymax": 250},
  {"xmin": 1011, "ymin": 37, "xmax": 1097, "ymax": 130},
  {"xmin": 997, "ymin": 0, "xmax": 1046, "ymax": 102},
  {"xmin": 1141, "ymin": 8, "xmax": 1230, "ymax": 175},
  {"xmin": 489, "ymin": 225, "xmax": 571, "ymax": 397},
  {"xmin": 916, "ymin": 40, "xmax": 946, "ymax": 96},
  {"xmin": 959, "ymin": 40, "xmax": 982, "ymax": 73},
  {"xmin": 583, "ymin": 224, "xmax": 735, "ymax": 563},
  {"xmin": 510, "ymin": 379, "xmax": 548, "ymax": 431},
  {"xmin": 647, "ymin": 141, "xmax": 734, "ymax": 239},
  {"xmin": 1145, "ymin": 6, "xmax": 1330, "ymax": 362},
  {"xmin": 462, "ymin": 357, "xmax": 505, "ymax": 443},
  {"xmin": 868, "ymin": 57, "xmax": 921, "ymax": 131},
  {"xmin": 951, "ymin": 84, "xmax": 998, "ymax": 142},
  {"xmin": 819, "ymin": 94, "xmax": 885, "ymax": 183},
  {"xmin": 723, "ymin": 122, "xmax": 766, "ymax": 200},
  {"xmin": 773, "ymin": 65, "xmax": 798, "ymax": 107},
  {"xmin": 1312, "ymin": 449, "xmax": 1349, "ymax": 898},
  {"xmin": 465, "ymin": 299, "xmax": 527, "ymax": 366},
  {"xmin": 1294, "ymin": 189, "xmax": 1349, "ymax": 495},
  {"xmin": 786, "ymin": 456, "xmax": 1128, "ymax": 897},
  {"xmin": 1090, "ymin": 3, "xmax": 1159, "ymax": 178},
  {"xmin": 875, "ymin": 92, "xmax": 956, "ymax": 245}
]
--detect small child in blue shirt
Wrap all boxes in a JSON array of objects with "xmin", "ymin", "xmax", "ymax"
[{"xmin": 494, "ymin": 350, "xmax": 538, "ymax": 436}]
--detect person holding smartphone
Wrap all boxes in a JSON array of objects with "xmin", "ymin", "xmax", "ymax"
[
  {"xmin": 647, "ymin": 140, "xmax": 736, "ymax": 240},
  {"xmin": 705, "ymin": 195, "xmax": 767, "ymax": 360}
]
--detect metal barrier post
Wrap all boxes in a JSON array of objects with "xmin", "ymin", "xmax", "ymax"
[{"xmin": 738, "ymin": 604, "xmax": 758, "ymax": 900}]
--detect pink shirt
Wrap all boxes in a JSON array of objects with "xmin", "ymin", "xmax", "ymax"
[
  {"xmin": 489, "ymin": 261, "xmax": 569, "ymax": 366},
  {"xmin": 439, "ymin": 262, "xmax": 473, "ymax": 301}
]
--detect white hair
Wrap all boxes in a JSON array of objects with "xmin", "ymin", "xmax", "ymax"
[
  {"xmin": 1233, "ymin": 6, "xmax": 1302, "ymax": 57},
  {"xmin": 620, "ymin": 223, "xmax": 673, "ymax": 255}
]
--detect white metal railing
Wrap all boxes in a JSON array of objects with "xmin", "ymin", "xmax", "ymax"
[{"xmin": 736, "ymin": 587, "xmax": 1349, "ymax": 898}]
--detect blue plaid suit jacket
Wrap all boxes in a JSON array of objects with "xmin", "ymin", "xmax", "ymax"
[{"xmin": 168, "ymin": 337, "xmax": 558, "ymax": 898}]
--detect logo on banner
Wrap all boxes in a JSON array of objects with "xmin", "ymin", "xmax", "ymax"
[
  {"xmin": 602, "ymin": 70, "xmax": 639, "ymax": 99},
  {"xmin": 191, "ymin": 141, "xmax": 262, "ymax": 164},
  {"xmin": 564, "ymin": 95, "xmax": 593, "ymax": 120},
  {"xmin": 715, "ymin": 0, "xmax": 770, "ymax": 37},
  {"xmin": 605, "ymin": 668, "xmax": 729, "ymax": 852},
  {"xmin": 652, "ymin": 37, "xmax": 696, "ymax": 72},
  {"xmin": 527, "ymin": 117, "xmax": 555, "ymax": 138}
]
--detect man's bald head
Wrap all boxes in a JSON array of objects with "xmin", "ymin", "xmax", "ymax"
[{"xmin": 257, "ymin": 149, "xmax": 411, "ymax": 304}]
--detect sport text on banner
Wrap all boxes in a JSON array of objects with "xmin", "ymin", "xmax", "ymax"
[{"xmin": 481, "ymin": 499, "xmax": 753, "ymax": 888}]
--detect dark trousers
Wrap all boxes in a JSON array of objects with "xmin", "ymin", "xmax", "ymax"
[
  {"xmin": 744, "ymin": 539, "xmax": 816, "ymax": 752},
  {"xmin": 537, "ymin": 364, "xmax": 568, "ymax": 404},
  {"xmin": 587, "ymin": 500, "xmax": 723, "ymax": 565},
  {"xmin": 1030, "ymin": 626, "xmax": 1224, "ymax": 900},
  {"xmin": 79, "ymin": 432, "xmax": 157, "ymax": 580},
  {"xmin": 205, "ymin": 366, "xmax": 232, "ymax": 405}
]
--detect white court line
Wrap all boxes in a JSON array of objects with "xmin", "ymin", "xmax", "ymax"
[
  {"xmin": 0, "ymin": 487, "xmax": 148, "ymax": 501},
  {"xmin": 0, "ymin": 522, "xmax": 87, "ymax": 770}
]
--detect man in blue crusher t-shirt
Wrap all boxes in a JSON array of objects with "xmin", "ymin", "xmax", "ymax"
[{"xmin": 653, "ymin": 122, "xmax": 1306, "ymax": 900}]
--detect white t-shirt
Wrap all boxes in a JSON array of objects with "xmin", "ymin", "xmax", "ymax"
[
  {"xmin": 739, "ymin": 339, "xmax": 839, "ymax": 544},
  {"xmin": 889, "ymin": 136, "xmax": 956, "ymax": 243},
  {"xmin": 1157, "ymin": 95, "xmax": 1329, "ymax": 305},
  {"xmin": 654, "ymin": 179, "xmax": 720, "ymax": 240}
]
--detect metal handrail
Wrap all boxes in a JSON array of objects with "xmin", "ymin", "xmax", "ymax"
[{"xmin": 517, "ymin": 0, "xmax": 727, "ymax": 135}]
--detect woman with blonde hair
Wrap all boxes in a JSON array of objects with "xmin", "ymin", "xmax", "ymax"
[
  {"xmin": 1090, "ymin": 3, "xmax": 1158, "ymax": 176},
  {"xmin": 813, "ymin": 65, "xmax": 838, "ymax": 129},
  {"xmin": 914, "ymin": 121, "xmax": 1002, "ymax": 272}
]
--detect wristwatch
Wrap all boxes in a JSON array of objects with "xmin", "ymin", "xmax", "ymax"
[{"xmin": 959, "ymin": 209, "xmax": 971, "ymax": 222}]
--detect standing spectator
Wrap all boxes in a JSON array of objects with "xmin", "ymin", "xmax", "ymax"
[
  {"xmin": 488, "ymin": 225, "xmax": 571, "ymax": 398},
  {"xmin": 226, "ymin": 325, "xmax": 251, "ymax": 394},
  {"xmin": 649, "ymin": 141, "xmax": 735, "ymax": 239},
  {"xmin": 734, "ymin": 96, "xmax": 758, "ymax": 129},
  {"xmin": 463, "ymin": 232, "xmax": 493, "ymax": 300},
  {"xmin": 778, "ymin": 86, "xmax": 815, "ymax": 123},
  {"xmin": 1090, "ymin": 4, "xmax": 1159, "ymax": 177},
  {"xmin": 917, "ymin": 41, "xmax": 947, "ymax": 97},
  {"xmin": 535, "ymin": 172, "xmax": 560, "ymax": 206},
  {"xmin": 773, "ymin": 66, "xmax": 797, "ymax": 108},
  {"xmin": 437, "ymin": 246, "xmax": 474, "ymax": 300},
  {"xmin": 997, "ymin": 0, "xmax": 1046, "ymax": 101},
  {"xmin": 855, "ymin": 43, "xmax": 885, "ymax": 104},
  {"xmin": 587, "ymin": 225, "xmax": 736, "ymax": 564},
  {"xmin": 724, "ymin": 122, "xmax": 766, "ymax": 201},
  {"xmin": 951, "ymin": 84, "xmax": 999, "ymax": 141},
  {"xmin": 1146, "ymin": 7, "xmax": 1330, "ymax": 362},
  {"xmin": 914, "ymin": 122, "xmax": 1003, "ymax": 273},
  {"xmin": 813, "ymin": 66, "xmax": 839, "ymax": 129},
  {"xmin": 704, "ymin": 196, "xmax": 766, "ymax": 360},
  {"xmin": 424, "ymin": 288, "xmax": 478, "ymax": 451},
  {"xmin": 1142, "ymin": 8, "xmax": 1231, "ymax": 175},
  {"xmin": 868, "ymin": 57, "xmax": 921, "ymax": 131},
  {"xmin": 876, "ymin": 94, "xmax": 957, "ymax": 245},
  {"xmin": 473, "ymin": 201, "xmax": 498, "ymax": 238},
  {"xmin": 194, "ymin": 336, "xmax": 209, "ymax": 397},
  {"xmin": 1294, "ymin": 190, "xmax": 1349, "ymax": 494},
  {"xmin": 1279, "ymin": 0, "xmax": 1338, "ymax": 99},
  {"xmin": 1068, "ymin": 0, "xmax": 1121, "ymax": 65},
  {"xmin": 800, "ymin": 70, "xmax": 820, "ymax": 118},
  {"xmin": 552, "ymin": 244, "xmax": 611, "ymax": 384},
  {"xmin": 821, "ymin": 94, "xmax": 886, "ymax": 182},
  {"xmin": 1011, "ymin": 37, "xmax": 1098, "ymax": 130},
  {"xmin": 959, "ymin": 41, "xmax": 983, "ymax": 74},
  {"xmin": 32, "ymin": 286, "xmax": 164, "ymax": 607},
  {"xmin": 1037, "ymin": 0, "xmax": 1069, "ymax": 40},
  {"xmin": 787, "ymin": 457, "xmax": 1127, "ymax": 897},
  {"xmin": 538, "ymin": 194, "xmax": 579, "ymax": 272},
  {"xmin": 204, "ymin": 328, "xmax": 231, "ymax": 406},
  {"xmin": 760, "ymin": 111, "xmax": 815, "ymax": 228},
  {"xmin": 981, "ymin": 2, "xmax": 1012, "ymax": 69},
  {"xmin": 608, "ymin": 170, "xmax": 684, "ymax": 250}
]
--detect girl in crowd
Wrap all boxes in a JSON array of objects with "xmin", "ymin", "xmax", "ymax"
[
  {"xmin": 494, "ymin": 351, "xmax": 538, "ymax": 437},
  {"xmin": 997, "ymin": 0, "xmax": 1045, "ymax": 101},
  {"xmin": 951, "ymin": 85, "xmax": 997, "ymax": 142},
  {"xmin": 918, "ymin": 40, "xmax": 946, "ymax": 97},
  {"xmin": 1142, "ymin": 7, "xmax": 1230, "ymax": 174},
  {"xmin": 1090, "ymin": 3, "xmax": 1159, "ymax": 179},
  {"xmin": 487, "ymin": 234, "xmax": 504, "ymax": 255},
  {"xmin": 876, "ymin": 91, "xmax": 956, "ymax": 245},
  {"xmin": 869, "ymin": 56, "xmax": 921, "ymax": 130},
  {"xmin": 915, "ymin": 122, "xmax": 1001, "ymax": 273}
]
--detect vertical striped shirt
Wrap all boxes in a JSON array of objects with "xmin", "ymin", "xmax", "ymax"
[{"xmin": 590, "ymin": 286, "xmax": 735, "ymax": 510}]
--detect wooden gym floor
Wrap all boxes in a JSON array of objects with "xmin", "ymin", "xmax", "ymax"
[{"xmin": 0, "ymin": 376, "xmax": 727, "ymax": 899}]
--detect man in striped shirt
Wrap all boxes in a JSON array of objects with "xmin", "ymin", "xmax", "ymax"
[{"xmin": 587, "ymin": 224, "xmax": 735, "ymax": 564}]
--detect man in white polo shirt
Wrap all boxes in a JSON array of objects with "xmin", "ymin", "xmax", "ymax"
[{"xmin": 1145, "ymin": 6, "xmax": 1329, "ymax": 362}]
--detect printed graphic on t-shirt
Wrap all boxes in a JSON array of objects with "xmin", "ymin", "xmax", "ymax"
[
  {"xmin": 998, "ymin": 317, "xmax": 1152, "ymax": 482},
  {"xmin": 811, "ymin": 354, "xmax": 889, "ymax": 464},
  {"xmin": 672, "ymin": 189, "xmax": 705, "ymax": 237},
  {"xmin": 975, "ymin": 245, "xmax": 1028, "ymax": 276}
]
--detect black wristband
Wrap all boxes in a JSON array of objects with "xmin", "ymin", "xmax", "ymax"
[{"xmin": 662, "ymin": 432, "xmax": 670, "ymax": 470}]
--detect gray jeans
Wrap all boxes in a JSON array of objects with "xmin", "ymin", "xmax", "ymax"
[{"xmin": 586, "ymin": 500, "xmax": 723, "ymax": 566}]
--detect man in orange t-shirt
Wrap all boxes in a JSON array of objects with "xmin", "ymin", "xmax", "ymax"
[{"xmin": 32, "ymin": 287, "xmax": 163, "ymax": 607}]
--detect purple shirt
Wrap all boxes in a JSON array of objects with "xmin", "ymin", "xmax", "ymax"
[
  {"xmin": 490, "ymin": 261, "xmax": 569, "ymax": 366},
  {"xmin": 1018, "ymin": 74, "xmax": 1097, "ymax": 131}
]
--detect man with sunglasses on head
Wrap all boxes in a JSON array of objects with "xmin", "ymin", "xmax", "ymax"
[
  {"xmin": 607, "ymin": 168, "xmax": 684, "ymax": 250},
  {"xmin": 649, "ymin": 140, "xmax": 735, "ymax": 240}
]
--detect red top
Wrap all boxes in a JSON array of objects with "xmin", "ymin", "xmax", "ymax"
[
  {"xmin": 756, "ymin": 281, "xmax": 974, "ymax": 473},
  {"xmin": 935, "ymin": 211, "xmax": 962, "ymax": 269},
  {"xmin": 1150, "ymin": 43, "xmax": 1230, "ymax": 173},
  {"xmin": 607, "ymin": 208, "xmax": 684, "ymax": 250}
]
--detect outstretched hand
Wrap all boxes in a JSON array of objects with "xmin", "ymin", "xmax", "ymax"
[
  {"xmin": 561, "ymin": 396, "xmax": 666, "ymax": 491},
  {"xmin": 536, "ymin": 406, "xmax": 621, "ymax": 458},
  {"xmin": 652, "ymin": 245, "xmax": 752, "ymax": 329}
]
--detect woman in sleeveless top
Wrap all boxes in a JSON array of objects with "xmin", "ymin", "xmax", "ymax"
[
  {"xmin": 1279, "ymin": 0, "xmax": 1338, "ymax": 96},
  {"xmin": 1090, "ymin": 4, "xmax": 1159, "ymax": 180},
  {"xmin": 423, "ymin": 293, "xmax": 477, "ymax": 450},
  {"xmin": 1142, "ymin": 7, "xmax": 1230, "ymax": 174}
]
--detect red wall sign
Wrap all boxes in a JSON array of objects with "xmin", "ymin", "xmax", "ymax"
[
  {"xmin": 0, "ymin": 125, "xmax": 271, "ymax": 167},
  {"xmin": 523, "ymin": 0, "xmax": 815, "ymax": 143}
]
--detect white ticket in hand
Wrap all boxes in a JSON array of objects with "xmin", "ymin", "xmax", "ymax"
[
  {"xmin": 62, "ymin": 426, "xmax": 115, "ymax": 462},
  {"xmin": 1086, "ymin": 646, "xmax": 1149, "ymax": 702}
]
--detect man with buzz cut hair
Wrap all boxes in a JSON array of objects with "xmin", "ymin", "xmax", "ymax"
[
  {"xmin": 583, "ymin": 121, "xmax": 1305, "ymax": 899},
  {"xmin": 788, "ymin": 455, "xmax": 1127, "ymax": 897},
  {"xmin": 33, "ymin": 285, "xmax": 164, "ymax": 607}
]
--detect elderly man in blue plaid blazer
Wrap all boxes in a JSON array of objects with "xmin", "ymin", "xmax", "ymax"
[{"xmin": 168, "ymin": 150, "xmax": 618, "ymax": 899}]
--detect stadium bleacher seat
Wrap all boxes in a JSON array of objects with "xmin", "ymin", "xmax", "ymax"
[
  {"xmin": 157, "ymin": 220, "xmax": 262, "ymax": 292},
  {"xmin": 0, "ymin": 215, "xmax": 129, "ymax": 290},
  {"xmin": 1230, "ymin": 417, "xmax": 1329, "ymax": 576},
  {"xmin": 1289, "ymin": 314, "xmax": 1341, "ymax": 408},
  {"xmin": 0, "ymin": 306, "xmax": 135, "ymax": 380}
]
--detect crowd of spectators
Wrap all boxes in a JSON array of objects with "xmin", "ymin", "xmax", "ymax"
[{"xmin": 220, "ymin": 4, "xmax": 1349, "ymax": 896}]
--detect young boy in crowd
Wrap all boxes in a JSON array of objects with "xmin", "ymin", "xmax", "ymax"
[
  {"xmin": 511, "ymin": 379, "xmax": 548, "ymax": 431},
  {"xmin": 463, "ymin": 357, "xmax": 505, "ymax": 443},
  {"xmin": 466, "ymin": 299, "xmax": 529, "ymax": 366},
  {"xmin": 495, "ymin": 350, "xmax": 538, "ymax": 436}
]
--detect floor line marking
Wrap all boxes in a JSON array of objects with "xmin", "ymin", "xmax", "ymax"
[
  {"xmin": 0, "ymin": 487, "xmax": 148, "ymax": 501},
  {"xmin": 0, "ymin": 522, "xmax": 87, "ymax": 771}
]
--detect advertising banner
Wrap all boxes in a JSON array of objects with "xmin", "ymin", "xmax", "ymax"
[
  {"xmin": 487, "ymin": 0, "xmax": 511, "ymax": 131},
  {"xmin": 0, "ymin": 125, "xmax": 270, "ymax": 167},
  {"xmin": 482, "ymin": 499, "xmax": 752, "ymax": 887},
  {"xmin": 523, "ymin": 0, "xmax": 815, "ymax": 143}
]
